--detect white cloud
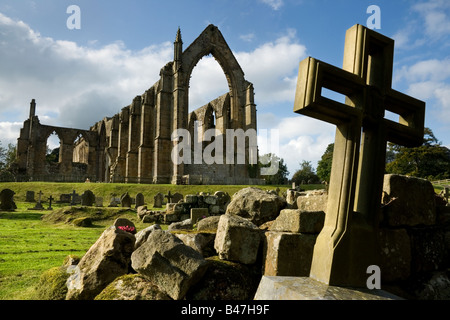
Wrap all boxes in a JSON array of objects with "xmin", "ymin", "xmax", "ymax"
[
  {"xmin": 395, "ymin": 58, "xmax": 450, "ymax": 124},
  {"xmin": 239, "ymin": 33, "xmax": 255, "ymax": 42},
  {"xmin": 259, "ymin": 0, "xmax": 284, "ymax": 11},
  {"xmin": 258, "ymin": 113, "xmax": 335, "ymax": 177},
  {"xmin": 413, "ymin": 0, "xmax": 450, "ymax": 39},
  {"xmin": 236, "ymin": 29, "xmax": 307, "ymax": 106},
  {"xmin": 0, "ymin": 12, "xmax": 172, "ymax": 145}
]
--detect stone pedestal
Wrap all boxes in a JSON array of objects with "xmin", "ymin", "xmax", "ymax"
[{"xmin": 254, "ymin": 276, "xmax": 402, "ymax": 300}]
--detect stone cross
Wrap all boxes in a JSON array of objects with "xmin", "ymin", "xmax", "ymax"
[
  {"xmin": 48, "ymin": 195, "xmax": 54, "ymax": 210},
  {"xmin": 37, "ymin": 191, "xmax": 43, "ymax": 204},
  {"xmin": 165, "ymin": 191, "xmax": 173, "ymax": 204},
  {"xmin": 294, "ymin": 24, "xmax": 425, "ymax": 287},
  {"xmin": 71, "ymin": 190, "xmax": 77, "ymax": 206}
]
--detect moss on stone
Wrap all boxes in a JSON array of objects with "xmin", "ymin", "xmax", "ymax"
[
  {"xmin": 94, "ymin": 274, "xmax": 171, "ymax": 300},
  {"xmin": 72, "ymin": 217, "xmax": 92, "ymax": 227},
  {"xmin": 34, "ymin": 266, "xmax": 69, "ymax": 300}
]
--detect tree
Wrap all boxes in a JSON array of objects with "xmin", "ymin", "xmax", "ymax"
[
  {"xmin": 291, "ymin": 160, "xmax": 320, "ymax": 185},
  {"xmin": 260, "ymin": 153, "xmax": 290, "ymax": 185},
  {"xmin": 317, "ymin": 143, "xmax": 334, "ymax": 183},
  {"xmin": 386, "ymin": 128, "xmax": 450, "ymax": 180},
  {"xmin": 0, "ymin": 141, "xmax": 6, "ymax": 170}
]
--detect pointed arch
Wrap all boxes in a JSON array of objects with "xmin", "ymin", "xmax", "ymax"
[{"xmin": 180, "ymin": 25, "xmax": 248, "ymax": 130}]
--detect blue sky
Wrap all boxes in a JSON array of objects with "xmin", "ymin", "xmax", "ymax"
[{"xmin": 0, "ymin": 0, "xmax": 449, "ymax": 177}]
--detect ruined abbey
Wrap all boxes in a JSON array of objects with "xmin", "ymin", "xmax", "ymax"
[{"xmin": 16, "ymin": 25, "xmax": 262, "ymax": 185}]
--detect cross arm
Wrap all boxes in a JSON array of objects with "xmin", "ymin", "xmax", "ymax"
[
  {"xmin": 294, "ymin": 57, "xmax": 365, "ymax": 125},
  {"xmin": 384, "ymin": 89, "xmax": 425, "ymax": 147}
]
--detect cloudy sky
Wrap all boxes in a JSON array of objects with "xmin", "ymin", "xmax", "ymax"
[{"xmin": 0, "ymin": 0, "xmax": 449, "ymax": 178}]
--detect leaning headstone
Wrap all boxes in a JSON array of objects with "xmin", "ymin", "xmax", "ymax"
[
  {"xmin": 0, "ymin": 189, "xmax": 17, "ymax": 211},
  {"xmin": 113, "ymin": 218, "xmax": 136, "ymax": 234},
  {"xmin": 81, "ymin": 190, "xmax": 95, "ymax": 206},
  {"xmin": 135, "ymin": 193, "xmax": 144, "ymax": 208},
  {"xmin": 172, "ymin": 192, "xmax": 183, "ymax": 204},
  {"xmin": 153, "ymin": 193, "xmax": 164, "ymax": 208},
  {"xmin": 26, "ymin": 191, "xmax": 35, "ymax": 202},
  {"xmin": 120, "ymin": 193, "xmax": 132, "ymax": 208}
]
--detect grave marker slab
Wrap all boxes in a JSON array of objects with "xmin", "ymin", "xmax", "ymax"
[
  {"xmin": 26, "ymin": 191, "xmax": 35, "ymax": 202},
  {"xmin": 135, "ymin": 193, "xmax": 144, "ymax": 208},
  {"xmin": 0, "ymin": 189, "xmax": 17, "ymax": 211},
  {"xmin": 153, "ymin": 193, "xmax": 164, "ymax": 208}
]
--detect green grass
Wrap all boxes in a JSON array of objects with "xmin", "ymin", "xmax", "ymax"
[{"xmin": 0, "ymin": 181, "xmax": 322, "ymax": 300}]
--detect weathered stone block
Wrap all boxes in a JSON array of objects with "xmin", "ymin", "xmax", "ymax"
[
  {"xmin": 204, "ymin": 195, "xmax": 217, "ymax": 205},
  {"xmin": 131, "ymin": 230, "xmax": 209, "ymax": 300},
  {"xmin": 214, "ymin": 214, "xmax": 262, "ymax": 264},
  {"xmin": 174, "ymin": 232, "xmax": 216, "ymax": 257},
  {"xmin": 134, "ymin": 224, "xmax": 162, "ymax": 250},
  {"xmin": 270, "ymin": 209, "xmax": 324, "ymax": 234},
  {"xmin": 263, "ymin": 231, "xmax": 316, "ymax": 277},
  {"xmin": 296, "ymin": 191, "xmax": 328, "ymax": 213},
  {"xmin": 382, "ymin": 174, "xmax": 436, "ymax": 227},
  {"xmin": 185, "ymin": 194, "xmax": 198, "ymax": 204},
  {"xmin": 226, "ymin": 187, "xmax": 286, "ymax": 226},
  {"xmin": 66, "ymin": 226, "xmax": 135, "ymax": 300},
  {"xmin": 197, "ymin": 215, "xmax": 221, "ymax": 232},
  {"xmin": 378, "ymin": 228, "xmax": 411, "ymax": 282}
]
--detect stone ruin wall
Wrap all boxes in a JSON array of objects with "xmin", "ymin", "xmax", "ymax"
[{"xmin": 15, "ymin": 25, "xmax": 263, "ymax": 185}]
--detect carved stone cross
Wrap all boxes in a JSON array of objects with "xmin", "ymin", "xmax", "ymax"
[
  {"xmin": 48, "ymin": 195, "xmax": 54, "ymax": 210},
  {"xmin": 294, "ymin": 24, "xmax": 425, "ymax": 287},
  {"xmin": 165, "ymin": 191, "xmax": 173, "ymax": 204}
]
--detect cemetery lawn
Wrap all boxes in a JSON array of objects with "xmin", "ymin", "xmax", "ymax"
[{"xmin": 0, "ymin": 182, "xmax": 298, "ymax": 300}]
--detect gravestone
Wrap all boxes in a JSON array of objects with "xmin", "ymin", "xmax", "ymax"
[
  {"xmin": 293, "ymin": 24, "xmax": 425, "ymax": 287},
  {"xmin": 153, "ymin": 193, "xmax": 164, "ymax": 208},
  {"xmin": 59, "ymin": 194, "xmax": 71, "ymax": 203},
  {"xmin": 121, "ymin": 192, "xmax": 132, "ymax": 208},
  {"xmin": 172, "ymin": 192, "xmax": 184, "ymax": 204},
  {"xmin": 26, "ymin": 191, "xmax": 35, "ymax": 202},
  {"xmin": 135, "ymin": 193, "xmax": 144, "ymax": 208},
  {"xmin": 71, "ymin": 190, "xmax": 81, "ymax": 206},
  {"xmin": 165, "ymin": 191, "xmax": 173, "ymax": 204},
  {"xmin": 0, "ymin": 189, "xmax": 17, "ymax": 211},
  {"xmin": 30, "ymin": 190, "xmax": 44, "ymax": 210},
  {"xmin": 109, "ymin": 195, "xmax": 120, "ymax": 207},
  {"xmin": 95, "ymin": 197, "xmax": 103, "ymax": 207},
  {"xmin": 47, "ymin": 195, "xmax": 54, "ymax": 210},
  {"xmin": 81, "ymin": 190, "xmax": 95, "ymax": 206}
]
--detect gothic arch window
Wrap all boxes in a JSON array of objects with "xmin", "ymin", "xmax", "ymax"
[
  {"xmin": 73, "ymin": 133, "xmax": 89, "ymax": 164},
  {"xmin": 45, "ymin": 130, "xmax": 61, "ymax": 163}
]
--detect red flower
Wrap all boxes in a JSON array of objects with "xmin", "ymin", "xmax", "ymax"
[{"xmin": 117, "ymin": 225, "xmax": 136, "ymax": 234}]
